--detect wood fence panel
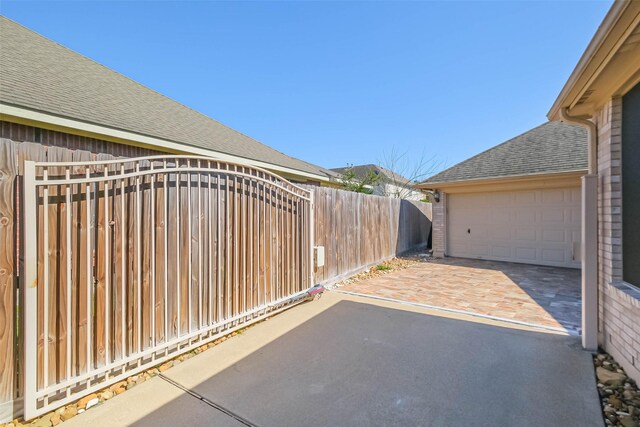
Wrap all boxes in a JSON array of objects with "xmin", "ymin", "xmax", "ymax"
[
  {"xmin": 154, "ymin": 169, "xmax": 166, "ymax": 344},
  {"xmin": 166, "ymin": 169, "xmax": 178, "ymax": 340},
  {"xmin": 71, "ymin": 150, "xmax": 93, "ymax": 378},
  {"xmin": 309, "ymin": 186, "xmax": 431, "ymax": 286},
  {"xmin": 14, "ymin": 154, "xmax": 312, "ymax": 420},
  {"xmin": 2, "ymin": 135, "xmax": 436, "ymax": 421},
  {"xmin": 0, "ymin": 139, "xmax": 17, "ymax": 420}
]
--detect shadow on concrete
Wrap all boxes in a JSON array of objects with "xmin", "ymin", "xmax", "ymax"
[{"xmin": 132, "ymin": 300, "xmax": 600, "ymax": 427}]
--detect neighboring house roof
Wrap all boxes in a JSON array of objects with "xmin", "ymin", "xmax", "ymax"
[
  {"xmin": 420, "ymin": 122, "xmax": 588, "ymax": 186},
  {"xmin": 331, "ymin": 164, "xmax": 415, "ymax": 188},
  {"xmin": 0, "ymin": 17, "xmax": 336, "ymax": 181}
]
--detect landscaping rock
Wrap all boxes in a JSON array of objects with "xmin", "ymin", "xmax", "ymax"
[
  {"xmin": 595, "ymin": 351, "xmax": 640, "ymax": 427},
  {"xmin": 334, "ymin": 250, "xmax": 428, "ymax": 287},
  {"xmin": 609, "ymin": 395, "xmax": 624, "ymax": 410},
  {"xmin": 620, "ymin": 415, "xmax": 639, "ymax": 427},
  {"xmin": 60, "ymin": 405, "xmax": 77, "ymax": 421},
  {"xmin": 597, "ymin": 367, "xmax": 627, "ymax": 387},
  {"xmin": 109, "ymin": 381, "xmax": 127, "ymax": 392},
  {"xmin": 49, "ymin": 414, "xmax": 61, "ymax": 426},
  {"xmin": 77, "ymin": 393, "xmax": 98, "ymax": 410},
  {"xmin": 29, "ymin": 412, "xmax": 57, "ymax": 427},
  {"xmin": 100, "ymin": 389, "xmax": 114, "ymax": 400},
  {"xmin": 84, "ymin": 397, "xmax": 100, "ymax": 410},
  {"xmin": 159, "ymin": 361, "xmax": 173, "ymax": 372}
]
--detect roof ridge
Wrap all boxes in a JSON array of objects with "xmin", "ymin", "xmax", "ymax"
[
  {"xmin": 0, "ymin": 16, "xmax": 335, "ymax": 178},
  {"xmin": 422, "ymin": 121, "xmax": 586, "ymax": 184},
  {"xmin": 427, "ymin": 122, "xmax": 550, "ymax": 179}
]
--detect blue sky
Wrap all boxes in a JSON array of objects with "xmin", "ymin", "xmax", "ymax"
[{"xmin": 3, "ymin": 1, "xmax": 612, "ymax": 174}]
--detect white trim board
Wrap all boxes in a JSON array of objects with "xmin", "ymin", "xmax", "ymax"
[{"xmin": 0, "ymin": 103, "xmax": 332, "ymax": 183}]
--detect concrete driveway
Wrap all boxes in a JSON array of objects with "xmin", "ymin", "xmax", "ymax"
[
  {"xmin": 64, "ymin": 292, "xmax": 601, "ymax": 427},
  {"xmin": 338, "ymin": 257, "xmax": 582, "ymax": 334}
]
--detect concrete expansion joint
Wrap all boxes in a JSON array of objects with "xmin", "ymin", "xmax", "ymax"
[{"xmin": 157, "ymin": 373, "xmax": 259, "ymax": 427}]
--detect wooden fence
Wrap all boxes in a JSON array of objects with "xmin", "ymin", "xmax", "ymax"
[
  {"xmin": 0, "ymin": 137, "xmax": 431, "ymax": 422},
  {"xmin": 311, "ymin": 186, "xmax": 432, "ymax": 285},
  {"xmin": 0, "ymin": 139, "xmax": 314, "ymax": 421}
]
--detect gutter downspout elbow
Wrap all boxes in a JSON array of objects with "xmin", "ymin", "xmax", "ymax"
[{"xmin": 560, "ymin": 107, "xmax": 597, "ymax": 175}]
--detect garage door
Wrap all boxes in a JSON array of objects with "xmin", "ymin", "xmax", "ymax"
[{"xmin": 447, "ymin": 188, "xmax": 581, "ymax": 268}]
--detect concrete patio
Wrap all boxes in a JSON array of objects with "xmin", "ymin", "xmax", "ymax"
[
  {"xmin": 338, "ymin": 257, "xmax": 582, "ymax": 334},
  {"xmin": 62, "ymin": 292, "xmax": 601, "ymax": 427}
]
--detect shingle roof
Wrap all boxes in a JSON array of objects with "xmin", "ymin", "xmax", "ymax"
[
  {"xmin": 331, "ymin": 164, "xmax": 414, "ymax": 187},
  {"xmin": 0, "ymin": 17, "xmax": 336, "ymax": 180},
  {"xmin": 421, "ymin": 122, "xmax": 588, "ymax": 185}
]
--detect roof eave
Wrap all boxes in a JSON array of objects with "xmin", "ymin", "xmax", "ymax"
[
  {"xmin": 1, "ymin": 102, "xmax": 335, "ymax": 183},
  {"xmin": 548, "ymin": 1, "xmax": 640, "ymax": 121},
  {"xmin": 416, "ymin": 169, "xmax": 588, "ymax": 190}
]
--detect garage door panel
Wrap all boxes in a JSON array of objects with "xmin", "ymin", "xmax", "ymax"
[
  {"xmin": 470, "ymin": 243, "xmax": 490, "ymax": 257},
  {"xmin": 542, "ymin": 189, "xmax": 566, "ymax": 204},
  {"xmin": 515, "ymin": 191, "xmax": 536, "ymax": 204},
  {"xmin": 542, "ymin": 229, "xmax": 566, "ymax": 243},
  {"xmin": 447, "ymin": 188, "xmax": 581, "ymax": 268},
  {"xmin": 515, "ymin": 247, "xmax": 538, "ymax": 262},
  {"xmin": 515, "ymin": 228, "xmax": 536, "ymax": 241},
  {"xmin": 489, "ymin": 192, "xmax": 512, "ymax": 205},
  {"xmin": 493, "ymin": 210, "xmax": 511, "ymax": 223},
  {"xmin": 491, "ymin": 245, "xmax": 512, "ymax": 258},
  {"xmin": 542, "ymin": 248, "xmax": 567, "ymax": 264},
  {"xmin": 488, "ymin": 226, "xmax": 510, "ymax": 240},
  {"xmin": 516, "ymin": 209, "xmax": 536, "ymax": 223},
  {"xmin": 542, "ymin": 209, "xmax": 566, "ymax": 223}
]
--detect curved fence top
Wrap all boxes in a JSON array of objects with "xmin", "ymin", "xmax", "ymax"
[{"xmin": 30, "ymin": 154, "xmax": 312, "ymax": 200}]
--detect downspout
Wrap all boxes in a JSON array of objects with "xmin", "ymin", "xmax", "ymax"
[
  {"xmin": 559, "ymin": 107, "xmax": 598, "ymax": 351},
  {"xmin": 560, "ymin": 108, "xmax": 597, "ymax": 174}
]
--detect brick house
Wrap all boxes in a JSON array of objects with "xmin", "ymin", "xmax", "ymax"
[
  {"xmin": 419, "ymin": 0, "xmax": 640, "ymax": 379},
  {"xmin": 547, "ymin": 1, "xmax": 640, "ymax": 379}
]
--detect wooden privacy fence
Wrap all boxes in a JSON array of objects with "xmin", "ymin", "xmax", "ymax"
[
  {"xmin": 311, "ymin": 186, "xmax": 432, "ymax": 285},
  {"xmin": 0, "ymin": 137, "xmax": 431, "ymax": 422},
  {"xmin": 20, "ymin": 154, "xmax": 313, "ymax": 419}
]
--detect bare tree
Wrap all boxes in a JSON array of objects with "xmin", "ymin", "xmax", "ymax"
[
  {"xmin": 338, "ymin": 165, "xmax": 381, "ymax": 194},
  {"xmin": 377, "ymin": 147, "xmax": 445, "ymax": 200}
]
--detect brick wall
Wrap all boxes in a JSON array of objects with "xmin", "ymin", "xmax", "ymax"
[
  {"xmin": 595, "ymin": 98, "xmax": 640, "ymax": 382},
  {"xmin": 431, "ymin": 192, "xmax": 446, "ymax": 257}
]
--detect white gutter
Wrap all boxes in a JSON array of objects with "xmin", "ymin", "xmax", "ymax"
[
  {"xmin": 559, "ymin": 107, "xmax": 598, "ymax": 351},
  {"xmin": 548, "ymin": 1, "xmax": 630, "ymax": 120},
  {"xmin": 0, "ymin": 103, "xmax": 333, "ymax": 183},
  {"xmin": 560, "ymin": 108, "xmax": 597, "ymax": 174}
]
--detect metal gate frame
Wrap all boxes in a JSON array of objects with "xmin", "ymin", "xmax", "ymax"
[{"xmin": 22, "ymin": 155, "xmax": 315, "ymax": 419}]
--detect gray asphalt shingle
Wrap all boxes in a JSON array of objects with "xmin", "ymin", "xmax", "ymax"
[
  {"xmin": 0, "ymin": 17, "xmax": 336, "ymax": 180},
  {"xmin": 422, "ymin": 122, "xmax": 588, "ymax": 185}
]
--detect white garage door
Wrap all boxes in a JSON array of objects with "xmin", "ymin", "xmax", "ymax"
[{"xmin": 447, "ymin": 188, "xmax": 581, "ymax": 268}]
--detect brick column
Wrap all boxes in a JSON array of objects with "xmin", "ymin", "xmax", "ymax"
[{"xmin": 432, "ymin": 192, "xmax": 446, "ymax": 258}]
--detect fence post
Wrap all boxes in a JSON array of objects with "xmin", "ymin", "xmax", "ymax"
[
  {"xmin": 22, "ymin": 160, "xmax": 38, "ymax": 420},
  {"xmin": 309, "ymin": 190, "xmax": 314, "ymax": 286}
]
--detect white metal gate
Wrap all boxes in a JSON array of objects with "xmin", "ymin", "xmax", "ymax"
[{"xmin": 22, "ymin": 155, "xmax": 314, "ymax": 419}]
